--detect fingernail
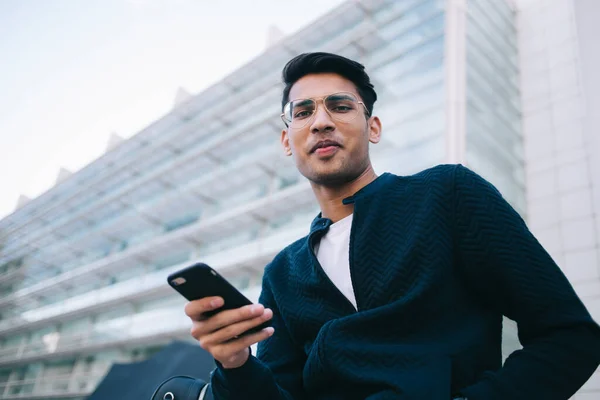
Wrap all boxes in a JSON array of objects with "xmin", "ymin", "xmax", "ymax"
[
  {"xmin": 211, "ymin": 298, "xmax": 223, "ymax": 308},
  {"xmin": 250, "ymin": 304, "xmax": 263, "ymax": 314},
  {"xmin": 265, "ymin": 327, "xmax": 275, "ymax": 335}
]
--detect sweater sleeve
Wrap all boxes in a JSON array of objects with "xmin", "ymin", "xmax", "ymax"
[
  {"xmin": 452, "ymin": 164, "xmax": 600, "ymax": 399},
  {"xmin": 210, "ymin": 273, "xmax": 306, "ymax": 400}
]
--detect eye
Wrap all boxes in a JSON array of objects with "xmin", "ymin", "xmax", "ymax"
[
  {"xmin": 331, "ymin": 105, "xmax": 352, "ymax": 112},
  {"xmin": 294, "ymin": 110, "xmax": 312, "ymax": 119},
  {"xmin": 329, "ymin": 102, "xmax": 356, "ymax": 113},
  {"xmin": 326, "ymin": 97, "xmax": 357, "ymax": 113}
]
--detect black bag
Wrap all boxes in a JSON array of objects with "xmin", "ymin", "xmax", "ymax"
[{"xmin": 150, "ymin": 376, "xmax": 212, "ymax": 400}]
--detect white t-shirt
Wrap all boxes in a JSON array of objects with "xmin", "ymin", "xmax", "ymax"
[{"xmin": 314, "ymin": 213, "xmax": 357, "ymax": 310}]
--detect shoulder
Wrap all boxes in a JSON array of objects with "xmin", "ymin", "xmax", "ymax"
[
  {"xmin": 259, "ymin": 234, "xmax": 309, "ymax": 305},
  {"xmin": 399, "ymin": 163, "xmax": 495, "ymax": 193},
  {"xmin": 452, "ymin": 164, "xmax": 503, "ymax": 198},
  {"xmin": 412, "ymin": 163, "xmax": 460, "ymax": 181},
  {"xmin": 380, "ymin": 164, "xmax": 505, "ymax": 209},
  {"xmin": 383, "ymin": 164, "xmax": 461, "ymax": 196},
  {"xmin": 263, "ymin": 234, "xmax": 308, "ymax": 282},
  {"xmin": 386, "ymin": 164, "xmax": 460, "ymax": 185}
]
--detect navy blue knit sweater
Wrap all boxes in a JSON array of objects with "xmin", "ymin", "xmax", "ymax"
[{"xmin": 211, "ymin": 164, "xmax": 600, "ymax": 399}]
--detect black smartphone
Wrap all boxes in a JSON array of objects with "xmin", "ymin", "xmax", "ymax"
[{"xmin": 167, "ymin": 262, "xmax": 271, "ymax": 334}]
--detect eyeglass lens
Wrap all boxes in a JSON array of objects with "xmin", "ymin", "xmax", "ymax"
[{"xmin": 284, "ymin": 93, "xmax": 361, "ymax": 128}]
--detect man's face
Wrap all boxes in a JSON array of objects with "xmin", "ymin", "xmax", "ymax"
[{"xmin": 281, "ymin": 73, "xmax": 381, "ymax": 187}]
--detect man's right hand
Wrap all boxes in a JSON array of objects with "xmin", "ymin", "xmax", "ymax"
[{"xmin": 184, "ymin": 297, "xmax": 274, "ymax": 369}]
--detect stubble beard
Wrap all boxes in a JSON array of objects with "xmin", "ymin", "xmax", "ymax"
[{"xmin": 305, "ymin": 153, "xmax": 369, "ymax": 189}]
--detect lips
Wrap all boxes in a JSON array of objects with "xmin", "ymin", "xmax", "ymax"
[{"xmin": 310, "ymin": 139, "xmax": 341, "ymax": 153}]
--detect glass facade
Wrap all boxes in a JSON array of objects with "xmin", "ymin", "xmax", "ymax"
[
  {"xmin": 0, "ymin": 0, "xmax": 522, "ymax": 398},
  {"xmin": 465, "ymin": 0, "xmax": 525, "ymax": 214},
  {"xmin": 368, "ymin": 0, "xmax": 447, "ymax": 175}
]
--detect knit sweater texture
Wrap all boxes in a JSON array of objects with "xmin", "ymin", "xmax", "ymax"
[{"xmin": 211, "ymin": 164, "xmax": 600, "ymax": 399}]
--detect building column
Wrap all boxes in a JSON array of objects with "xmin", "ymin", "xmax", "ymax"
[{"xmin": 444, "ymin": 0, "xmax": 467, "ymax": 164}]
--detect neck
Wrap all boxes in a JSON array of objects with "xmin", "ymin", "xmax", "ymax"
[{"xmin": 311, "ymin": 166, "xmax": 378, "ymax": 223}]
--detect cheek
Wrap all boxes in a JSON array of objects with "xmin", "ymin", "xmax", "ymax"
[
  {"xmin": 289, "ymin": 132, "xmax": 308, "ymax": 154},
  {"xmin": 346, "ymin": 130, "xmax": 370, "ymax": 151}
]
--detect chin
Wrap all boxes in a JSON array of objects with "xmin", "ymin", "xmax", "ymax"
[{"xmin": 305, "ymin": 168, "xmax": 357, "ymax": 187}]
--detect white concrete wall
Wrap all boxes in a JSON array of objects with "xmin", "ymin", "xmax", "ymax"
[
  {"xmin": 574, "ymin": 0, "xmax": 600, "ymax": 292},
  {"xmin": 515, "ymin": 0, "xmax": 600, "ymax": 397}
]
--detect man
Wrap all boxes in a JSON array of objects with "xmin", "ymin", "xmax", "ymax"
[{"xmin": 184, "ymin": 52, "xmax": 600, "ymax": 399}]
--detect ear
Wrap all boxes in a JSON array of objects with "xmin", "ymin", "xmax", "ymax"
[
  {"xmin": 368, "ymin": 116, "xmax": 382, "ymax": 144},
  {"xmin": 281, "ymin": 129, "xmax": 292, "ymax": 156}
]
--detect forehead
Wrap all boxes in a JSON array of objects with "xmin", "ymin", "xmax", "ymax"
[{"xmin": 288, "ymin": 73, "xmax": 359, "ymax": 101}]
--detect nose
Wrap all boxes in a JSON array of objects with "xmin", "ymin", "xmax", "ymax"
[{"xmin": 309, "ymin": 102, "xmax": 335, "ymax": 134}]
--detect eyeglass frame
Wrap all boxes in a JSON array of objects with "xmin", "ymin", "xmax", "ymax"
[{"xmin": 280, "ymin": 91, "xmax": 371, "ymax": 129}]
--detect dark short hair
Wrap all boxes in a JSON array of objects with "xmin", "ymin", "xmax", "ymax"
[{"xmin": 281, "ymin": 52, "xmax": 377, "ymax": 116}]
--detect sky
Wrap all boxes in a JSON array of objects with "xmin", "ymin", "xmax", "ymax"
[{"xmin": 0, "ymin": 0, "xmax": 346, "ymax": 219}]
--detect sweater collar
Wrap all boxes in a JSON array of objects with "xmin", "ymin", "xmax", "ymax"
[{"xmin": 309, "ymin": 172, "xmax": 392, "ymax": 233}]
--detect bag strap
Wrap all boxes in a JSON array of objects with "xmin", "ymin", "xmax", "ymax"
[
  {"xmin": 198, "ymin": 383, "xmax": 210, "ymax": 400},
  {"xmin": 150, "ymin": 375, "xmax": 210, "ymax": 400}
]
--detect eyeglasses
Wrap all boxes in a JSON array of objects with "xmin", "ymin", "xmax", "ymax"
[{"xmin": 281, "ymin": 92, "xmax": 369, "ymax": 129}]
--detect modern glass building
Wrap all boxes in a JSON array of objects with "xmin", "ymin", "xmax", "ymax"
[{"xmin": 0, "ymin": 0, "xmax": 597, "ymax": 398}]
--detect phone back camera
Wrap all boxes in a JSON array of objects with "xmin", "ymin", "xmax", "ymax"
[{"xmin": 171, "ymin": 277, "xmax": 186, "ymax": 286}]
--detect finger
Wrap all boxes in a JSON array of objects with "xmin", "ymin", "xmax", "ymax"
[
  {"xmin": 194, "ymin": 306, "xmax": 271, "ymax": 341},
  {"xmin": 207, "ymin": 304, "xmax": 266, "ymax": 332},
  {"xmin": 211, "ymin": 309, "xmax": 273, "ymax": 344},
  {"xmin": 184, "ymin": 297, "xmax": 224, "ymax": 319},
  {"xmin": 213, "ymin": 327, "xmax": 275, "ymax": 361}
]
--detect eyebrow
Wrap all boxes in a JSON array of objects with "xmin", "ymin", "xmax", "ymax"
[
  {"xmin": 326, "ymin": 94, "xmax": 354, "ymax": 101},
  {"xmin": 292, "ymin": 99, "xmax": 314, "ymax": 108}
]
